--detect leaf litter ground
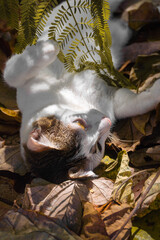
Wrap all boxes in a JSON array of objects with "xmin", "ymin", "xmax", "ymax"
[{"xmin": 0, "ymin": 0, "xmax": 160, "ymax": 239}]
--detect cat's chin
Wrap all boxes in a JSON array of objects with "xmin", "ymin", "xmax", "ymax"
[
  {"xmin": 98, "ymin": 117, "xmax": 111, "ymax": 135},
  {"xmin": 68, "ymin": 166, "xmax": 97, "ymax": 179}
]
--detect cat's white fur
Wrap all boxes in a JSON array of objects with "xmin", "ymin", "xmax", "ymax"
[{"xmin": 3, "ymin": 0, "xmax": 160, "ymax": 178}]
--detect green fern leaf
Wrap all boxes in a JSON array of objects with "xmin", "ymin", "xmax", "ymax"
[
  {"xmin": 57, "ymin": 23, "xmax": 78, "ymax": 48},
  {"xmin": 34, "ymin": 0, "xmax": 58, "ymax": 37},
  {"xmin": 0, "ymin": 0, "xmax": 19, "ymax": 29},
  {"xmin": 48, "ymin": 5, "xmax": 72, "ymax": 39},
  {"xmin": 20, "ymin": 0, "xmax": 37, "ymax": 44},
  {"xmin": 14, "ymin": 22, "xmax": 27, "ymax": 53}
]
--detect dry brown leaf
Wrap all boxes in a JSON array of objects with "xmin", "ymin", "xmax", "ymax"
[
  {"xmin": 80, "ymin": 201, "xmax": 109, "ymax": 240},
  {"xmin": 84, "ymin": 177, "xmax": 114, "ymax": 206},
  {"xmin": 23, "ymin": 177, "xmax": 114, "ymax": 234},
  {"xmin": 23, "ymin": 179, "xmax": 89, "ymax": 234},
  {"xmin": 0, "ymin": 78, "xmax": 17, "ymax": 110},
  {"xmin": 112, "ymin": 118, "xmax": 143, "ymax": 152},
  {"xmin": 122, "ymin": 0, "xmax": 160, "ymax": 30},
  {"xmin": 132, "ymin": 171, "xmax": 151, "ymax": 201},
  {"xmin": 0, "ymin": 201, "xmax": 12, "ymax": 220},
  {"xmin": 123, "ymin": 41, "xmax": 160, "ymax": 63},
  {"xmin": 0, "ymin": 208, "xmax": 82, "ymax": 240},
  {"xmin": 137, "ymin": 170, "xmax": 160, "ymax": 217},
  {"xmin": 132, "ymin": 112, "xmax": 150, "ymax": 135},
  {"xmin": 129, "ymin": 53, "xmax": 160, "ymax": 87},
  {"xmin": 112, "ymin": 107, "xmax": 157, "ymax": 153},
  {"xmin": 101, "ymin": 202, "xmax": 132, "ymax": 240},
  {"xmin": 129, "ymin": 121, "xmax": 160, "ymax": 167},
  {"xmin": 0, "ymin": 145, "xmax": 27, "ymax": 175},
  {"xmin": 0, "ymin": 176, "xmax": 20, "ymax": 205}
]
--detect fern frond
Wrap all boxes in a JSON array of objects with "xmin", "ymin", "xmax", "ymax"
[
  {"xmin": 57, "ymin": 23, "xmax": 78, "ymax": 48},
  {"xmin": 79, "ymin": 17, "xmax": 93, "ymax": 30},
  {"xmin": 64, "ymin": 52, "xmax": 76, "ymax": 72},
  {"xmin": 20, "ymin": 0, "xmax": 37, "ymax": 44},
  {"xmin": 0, "ymin": 0, "xmax": 19, "ymax": 29},
  {"xmin": 14, "ymin": 22, "xmax": 27, "ymax": 53},
  {"xmin": 73, "ymin": 0, "xmax": 90, "ymax": 14},
  {"xmin": 34, "ymin": 0, "xmax": 58, "ymax": 37},
  {"xmin": 48, "ymin": 4, "xmax": 71, "ymax": 38}
]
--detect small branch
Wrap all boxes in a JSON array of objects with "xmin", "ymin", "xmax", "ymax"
[
  {"xmin": 111, "ymin": 168, "xmax": 160, "ymax": 240},
  {"xmin": 66, "ymin": 0, "xmax": 98, "ymax": 65},
  {"xmin": 113, "ymin": 168, "xmax": 155, "ymax": 201}
]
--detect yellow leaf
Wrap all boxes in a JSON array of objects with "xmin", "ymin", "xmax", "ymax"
[
  {"xmin": 0, "ymin": 107, "xmax": 21, "ymax": 123},
  {"xmin": 132, "ymin": 112, "xmax": 150, "ymax": 135}
]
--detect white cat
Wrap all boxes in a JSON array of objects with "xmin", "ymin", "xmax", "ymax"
[{"xmin": 3, "ymin": 0, "xmax": 160, "ymax": 183}]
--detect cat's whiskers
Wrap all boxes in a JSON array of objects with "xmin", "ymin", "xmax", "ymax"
[{"xmin": 109, "ymin": 133, "xmax": 138, "ymax": 144}]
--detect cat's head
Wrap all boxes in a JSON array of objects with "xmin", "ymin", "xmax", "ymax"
[{"xmin": 23, "ymin": 109, "xmax": 111, "ymax": 183}]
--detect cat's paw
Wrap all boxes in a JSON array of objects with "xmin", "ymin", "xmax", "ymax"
[
  {"xmin": 41, "ymin": 40, "xmax": 60, "ymax": 59},
  {"xmin": 39, "ymin": 40, "xmax": 60, "ymax": 64},
  {"xmin": 150, "ymin": 79, "xmax": 160, "ymax": 103},
  {"xmin": 30, "ymin": 40, "xmax": 60, "ymax": 67}
]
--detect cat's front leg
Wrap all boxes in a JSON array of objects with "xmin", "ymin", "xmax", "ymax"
[
  {"xmin": 4, "ymin": 40, "xmax": 59, "ymax": 88},
  {"xmin": 113, "ymin": 79, "xmax": 160, "ymax": 119}
]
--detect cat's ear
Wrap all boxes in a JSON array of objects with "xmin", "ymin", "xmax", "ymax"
[
  {"xmin": 68, "ymin": 166, "xmax": 97, "ymax": 179},
  {"xmin": 27, "ymin": 128, "xmax": 58, "ymax": 152}
]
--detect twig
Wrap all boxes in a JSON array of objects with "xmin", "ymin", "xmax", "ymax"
[
  {"xmin": 111, "ymin": 168, "xmax": 160, "ymax": 240},
  {"xmin": 113, "ymin": 168, "xmax": 155, "ymax": 201}
]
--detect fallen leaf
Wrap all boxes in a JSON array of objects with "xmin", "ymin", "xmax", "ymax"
[
  {"xmin": 0, "ymin": 201, "xmax": 12, "ymax": 220},
  {"xmin": 112, "ymin": 118, "xmax": 143, "ymax": 152},
  {"xmin": 129, "ymin": 121, "xmax": 160, "ymax": 167},
  {"xmin": 0, "ymin": 145, "xmax": 27, "ymax": 175},
  {"xmin": 23, "ymin": 177, "xmax": 114, "ymax": 233},
  {"xmin": 101, "ymin": 202, "xmax": 132, "ymax": 240},
  {"xmin": 132, "ymin": 170, "xmax": 151, "ymax": 201},
  {"xmin": 122, "ymin": 0, "xmax": 160, "ymax": 30},
  {"xmin": 84, "ymin": 177, "xmax": 114, "ymax": 206},
  {"xmin": 0, "ymin": 176, "xmax": 20, "ymax": 206},
  {"xmin": 132, "ymin": 209, "xmax": 160, "ymax": 239},
  {"xmin": 96, "ymin": 151, "xmax": 125, "ymax": 181},
  {"xmin": 0, "ymin": 208, "xmax": 82, "ymax": 240},
  {"xmin": 80, "ymin": 201, "xmax": 109, "ymax": 240},
  {"xmin": 132, "ymin": 112, "xmax": 150, "ymax": 135},
  {"xmin": 123, "ymin": 42, "xmax": 160, "ymax": 64},
  {"xmin": 23, "ymin": 179, "xmax": 89, "ymax": 234},
  {"xmin": 112, "ymin": 151, "xmax": 135, "ymax": 207},
  {"xmin": 0, "ymin": 75, "xmax": 17, "ymax": 109},
  {"xmin": 136, "ymin": 169, "xmax": 160, "ymax": 217},
  {"xmin": 129, "ymin": 53, "xmax": 160, "ymax": 87},
  {"xmin": 132, "ymin": 226, "xmax": 154, "ymax": 240},
  {"xmin": 0, "ymin": 107, "xmax": 21, "ymax": 122}
]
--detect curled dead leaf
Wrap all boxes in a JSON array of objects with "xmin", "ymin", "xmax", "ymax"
[{"xmin": 0, "ymin": 107, "xmax": 21, "ymax": 122}]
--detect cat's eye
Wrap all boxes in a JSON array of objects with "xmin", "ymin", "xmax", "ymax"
[{"xmin": 73, "ymin": 118, "xmax": 87, "ymax": 130}]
